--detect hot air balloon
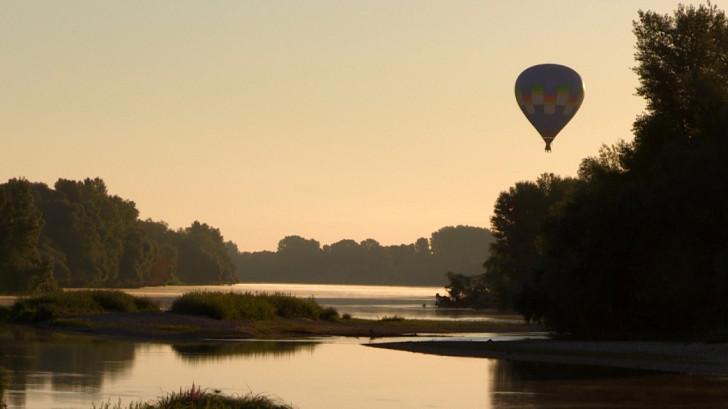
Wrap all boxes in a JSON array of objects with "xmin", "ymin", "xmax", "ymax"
[{"xmin": 515, "ymin": 64, "xmax": 584, "ymax": 152}]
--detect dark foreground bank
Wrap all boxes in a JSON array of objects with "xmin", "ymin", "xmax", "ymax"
[{"xmin": 370, "ymin": 339, "xmax": 728, "ymax": 375}]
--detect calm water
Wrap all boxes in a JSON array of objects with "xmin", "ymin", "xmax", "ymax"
[
  {"xmin": 2, "ymin": 284, "xmax": 728, "ymax": 408},
  {"xmin": 2, "ymin": 329, "xmax": 728, "ymax": 409}
]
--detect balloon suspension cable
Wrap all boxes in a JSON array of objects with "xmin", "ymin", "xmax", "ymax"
[{"xmin": 544, "ymin": 141, "xmax": 552, "ymax": 152}]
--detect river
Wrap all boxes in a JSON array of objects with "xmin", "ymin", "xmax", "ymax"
[
  {"xmin": 110, "ymin": 282, "xmax": 515, "ymax": 321},
  {"xmin": 1, "ymin": 284, "xmax": 727, "ymax": 408}
]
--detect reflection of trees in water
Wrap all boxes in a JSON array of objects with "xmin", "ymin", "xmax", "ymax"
[
  {"xmin": 172, "ymin": 341, "xmax": 317, "ymax": 363},
  {"xmin": 490, "ymin": 360, "xmax": 728, "ymax": 408},
  {"xmin": 0, "ymin": 328, "xmax": 136, "ymax": 408}
]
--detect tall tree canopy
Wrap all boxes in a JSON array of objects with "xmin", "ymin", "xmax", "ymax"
[
  {"xmin": 0, "ymin": 178, "xmax": 236, "ymax": 292},
  {"xmin": 440, "ymin": 3, "xmax": 728, "ymax": 341},
  {"xmin": 436, "ymin": 174, "xmax": 575, "ymax": 309},
  {"xmin": 0, "ymin": 179, "xmax": 54, "ymax": 293},
  {"xmin": 519, "ymin": 3, "xmax": 728, "ymax": 338}
]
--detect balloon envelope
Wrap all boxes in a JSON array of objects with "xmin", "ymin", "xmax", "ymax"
[{"xmin": 515, "ymin": 64, "xmax": 584, "ymax": 151}]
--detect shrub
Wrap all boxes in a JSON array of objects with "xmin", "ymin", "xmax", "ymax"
[
  {"xmin": 90, "ymin": 291, "xmax": 157, "ymax": 312},
  {"xmin": 170, "ymin": 292, "xmax": 276, "ymax": 321},
  {"xmin": 10, "ymin": 291, "xmax": 159, "ymax": 323},
  {"xmin": 261, "ymin": 294, "xmax": 322, "ymax": 319},
  {"xmin": 319, "ymin": 307, "xmax": 339, "ymax": 321},
  {"xmin": 92, "ymin": 384, "xmax": 293, "ymax": 409},
  {"xmin": 380, "ymin": 315, "xmax": 405, "ymax": 322},
  {"xmin": 342, "ymin": 313, "xmax": 352, "ymax": 320},
  {"xmin": 170, "ymin": 292, "xmax": 334, "ymax": 321}
]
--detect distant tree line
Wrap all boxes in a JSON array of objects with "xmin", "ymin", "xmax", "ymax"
[
  {"xmin": 0, "ymin": 176, "xmax": 494, "ymax": 292},
  {"xmin": 0, "ymin": 178, "xmax": 235, "ymax": 293},
  {"xmin": 439, "ymin": 3, "xmax": 728, "ymax": 339},
  {"xmin": 228, "ymin": 225, "xmax": 494, "ymax": 286}
]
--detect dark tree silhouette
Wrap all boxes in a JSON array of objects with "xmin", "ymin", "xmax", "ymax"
[
  {"xmin": 0, "ymin": 178, "xmax": 236, "ymax": 292},
  {"xmin": 518, "ymin": 3, "xmax": 728, "ymax": 338},
  {"xmin": 0, "ymin": 179, "xmax": 55, "ymax": 293},
  {"xmin": 437, "ymin": 175, "xmax": 575, "ymax": 309},
  {"xmin": 231, "ymin": 226, "xmax": 494, "ymax": 286}
]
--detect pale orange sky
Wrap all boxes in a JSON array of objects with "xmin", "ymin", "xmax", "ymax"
[{"xmin": 2, "ymin": 1, "xmax": 712, "ymax": 251}]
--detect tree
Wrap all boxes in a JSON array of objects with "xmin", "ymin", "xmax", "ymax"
[
  {"xmin": 519, "ymin": 3, "xmax": 728, "ymax": 338},
  {"xmin": 436, "ymin": 272, "xmax": 490, "ymax": 309},
  {"xmin": 139, "ymin": 219, "xmax": 179, "ymax": 285},
  {"xmin": 117, "ymin": 227, "xmax": 157, "ymax": 287},
  {"xmin": 278, "ymin": 236, "xmax": 321, "ymax": 258},
  {"xmin": 0, "ymin": 179, "xmax": 55, "ymax": 293},
  {"xmin": 175, "ymin": 221, "xmax": 236, "ymax": 284},
  {"xmin": 0, "ymin": 178, "xmax": 237, "ymax": 290},
  {"xmin": 483, "ymin": 174, "xmax": 577, "ymax": 309},
  {"xmin": 40, "ymin": 178, "xmax": 140, "ymax": 286},
  {"xmin": 230, "ymin": 227, "xmax": 495, "ymax": 286},
  {"xmin": 145, "ymin": 243, "xmax": 178, "ymax": 285},
  {"xmin": 431, "ymin": 225, "xmax": 495, "ymax": 276}
]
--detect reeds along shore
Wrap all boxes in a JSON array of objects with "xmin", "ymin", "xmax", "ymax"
[
  {"xmin": 1, "ymin": 290, "xmax": 340, "ymax": 323},
  {"xmin": 170, "ymin": 291, "xmax": 339, "ymax": 321},
  {"xmin": 0, "ymin": 290, "xmax": 537, "ymax": 340},
  {"xmin": 92, "ymin": 385, "xmax": 293, "ymax": 409}
]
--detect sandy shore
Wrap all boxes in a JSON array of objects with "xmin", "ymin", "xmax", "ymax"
[{"xmin": 369, "ymin": 339, "xmax": 728, "ymax": 374}]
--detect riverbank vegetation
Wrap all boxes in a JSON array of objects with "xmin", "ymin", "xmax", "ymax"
[
  {"xmin": 2, "ymin": 290, "xmax": 534, "ymax": 339},
  {"xmin": 9, "ymin": 290, "xmax": 159, "ymax": 323},
  {"xmin": 170, "ymin": 292, "xmax": 336, "ymax": 321},
  {"xmin": 438, "ymin": 3, "xmax": 728, "ymax": 340},
  {"xmin": 93, "ymin": 385, "xmax": 293, "ymax": 409}
]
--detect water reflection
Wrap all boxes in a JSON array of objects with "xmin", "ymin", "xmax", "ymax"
[
  {"xmin": 0, "ymin": 329, "xmax": 326, "ymax": 409},
  {"xmin": 172, "ymin": 341, "xmax": 317, "ymax": 362},
  {"xmin": 0, "ymin": 328, "xmax": 136, "ymax": 408},
  {"xmin": 490, "ymin": 360, "xmax": 728, "ymax": 408},
  {"xmin": 2, "ymin": 328, "xmax": 728, "ymax": 409}
]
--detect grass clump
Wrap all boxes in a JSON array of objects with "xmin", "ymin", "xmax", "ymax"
[
  {"xmin": 319, "ymin": 307, "xmax": 339, "ymax": 321},
  {"xmin": 380, "ymin": 315, "xmax": 405, "ymax": 322},
  {"xmin": 170, "ymin": 292, "xmax": 335, "ymax": 321},
  {"xmin": 10, "ymin": 290, "xmax": 159, "ymax": 323},
  {"xmin": 93, "ymin": 385, "xmax": 293, "ymax": 409},
  {"xmin": 170, "ymin": 292, "xmax": 276, "ymax": 321},
  {"xmin": 264, "ymin": 293, "xmax": 321, "ymax": 319}
]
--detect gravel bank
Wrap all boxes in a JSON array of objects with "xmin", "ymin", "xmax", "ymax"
[{"xmin": 370, "ymin": 339, "xmax": 728, "ymax": 374}]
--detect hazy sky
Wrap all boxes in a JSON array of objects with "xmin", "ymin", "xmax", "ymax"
[{"xmin": 2, "ymin": 1, "xmax": 713, "ymax": 250}]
